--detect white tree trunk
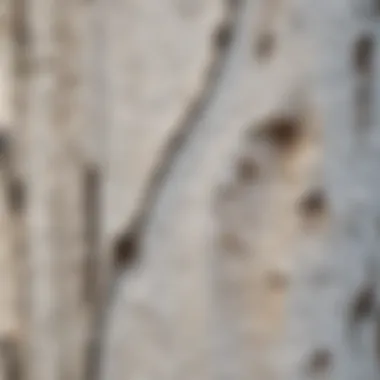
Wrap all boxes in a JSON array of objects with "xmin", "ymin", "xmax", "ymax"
[
  {"xmin": 3, "ymin": 0, "xmax": 380, "ymax": 379},
  {"xmin": 100, "ymin": 0, "xmax": 380, "ymax": 380}
]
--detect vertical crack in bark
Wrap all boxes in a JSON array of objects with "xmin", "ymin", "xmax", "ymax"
[
  {"xmin": 354, "ymin": 33, "xmax": 375, "ymax": 130},
  {"xmin": 83, "ymin": 165, "xmax": 101, "ymax": 380},
  {"xmin": 87, "ymin": 1, "xmax": 245, "ymax": 379},
  {"xmin": 83, "ymin": 166, "xmax": 100, "ymax": 308},
  {"xmin": 0, "ymin": 132, "xmax": 23, "ymax": 380},
  {"xmin": 117, "ymin": 1, "xmax": 242, "ymax": 244},
  {"xmin": 9, "ymin": 2, "xmax": 28, "ymax": 379}
]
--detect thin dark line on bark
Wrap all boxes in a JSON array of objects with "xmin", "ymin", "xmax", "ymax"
[
  {"xmin": 87, "ymin": 1, "xmax": 243, "ymax": 379},
  {"xmin": 354, "ymin": 33, "xmax": 375, "ymax": 130},
  {"xmin": 83, "ymin": 165, "xmax": 101, "ymax": 380},
  {"xmin": 116, "ymin": 5, "xmax": 241, "ymax": 243},
  {"xmin": 83, "ymin": 165, "xmax": 100, "ymax": 307},
  {"xmin": 84, "ymin": 0, "xmax": 111, "ymax": 378}
]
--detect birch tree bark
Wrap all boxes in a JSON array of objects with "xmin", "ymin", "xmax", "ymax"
[
  {"xmin": 4, "ymin": 0, "xmax": 380, "ymax": 379},
  {"xmin": 100, "ymin": 0, "xmax": 380, "ymax": 380}
]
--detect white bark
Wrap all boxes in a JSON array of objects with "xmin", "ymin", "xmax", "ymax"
[
  {"xmin": 101, "ymin": 1, "xmax": 380, "ymax": 380},
  {"xmin": 3, "ymin": 0, "xmax": 380, "ymax": 379}
]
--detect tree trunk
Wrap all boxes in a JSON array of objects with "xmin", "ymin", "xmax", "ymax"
[{"xmin": 4, "ymin": 0, "xmax": 380, "ymax": 379}]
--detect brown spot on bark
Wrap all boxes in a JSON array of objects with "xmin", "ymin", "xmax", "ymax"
[
  {"xmin": 113, "ymin": 230, "xmax": 140, "ymax": 271},
  {"xmin": 7, "ymin": 178, "xmax": 25, "ymax": 214},
  {"xmin": 306, "ymin": 348, "xmax": 332, "ymax": 375},
  {"xmin": 354, "ymin": 34, "xmax": 375, "ymax": 75},
  {"xmin": 354, "ymin": 34, "xmax": 375, "ymax": 129},
  {"xmin": 214, "ymin": 22, "xmax": 232, "ymax": 49},
  {"xmin": 0, "ymin": 133, "xmax": 10, "ymax": 163},
  {"xmin": 350, "ymin": 284, "xmax": 375, "ymax": 325},
  {"xmin": 266, "ymin": 271, "xmax": 289, "ymax": 291},
  {"xmin": 254, "ymin": 116, "xmax": 302, "ymax": 150},
  {"xmin": 236, "ymin": 157, "xmax": 260, "ymax": 183},
  {"xmin": 255, "ymin": 31, "xmax": 275, "ymax": 60},
  {"xmin": 219, "ymin": 232, "xmax": 245, "ymax": 254},
  {"xmin": 299, "ymin": 189, "xmax": 326, "ymax": 218}
]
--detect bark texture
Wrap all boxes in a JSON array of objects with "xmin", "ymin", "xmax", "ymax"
[{"xmin": 1, "ymin": 0, "xmax": 380, "ymax": 379}]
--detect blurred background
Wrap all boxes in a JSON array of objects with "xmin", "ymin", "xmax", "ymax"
[{"xmin": 0, "ymin": 0, "xmax": 379, "ymax": 379}]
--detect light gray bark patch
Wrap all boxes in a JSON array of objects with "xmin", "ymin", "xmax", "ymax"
[
  {"xmin": 218, "ymin": 231, "xmax": 247, "ymax": 256},
  {"xmin": 375, "ymin": 310, "xmax": 380, "ymax": 367}
]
